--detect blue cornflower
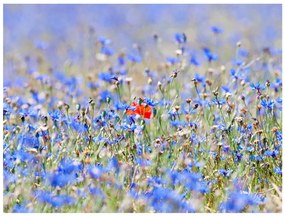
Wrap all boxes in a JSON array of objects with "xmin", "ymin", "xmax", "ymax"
[
  {"xmin": 211, "ymin": 26, "xmax": 223, "ymax": 34},
  {"xmin": 247, "ymin": 146, "xmax": 254, "ymax": 152},
  {"xmin": 166, "ymin": 56, "xmax": 180, "ymax": 65},
  {"xmin": 100, "ymin": 46, "xmax": 114, "ymax": 56},
  {"xmin": 34, "ymin": 40, "xmax": 48, "ymax": 50},
  {"xmin": 250, "ymin": 82, "xmax": 266, "ymax": 91},
  {"xmin": 264, "ymin": 150, "xmax": 274, "ymax": 157},
  {"xmin": 58, "ymin": 158, "xmax": 83, "ymax": 174},
  {"xmin": 194, "ymin": 73, "xmax": 205, "ymax": 83},
  {"xmin": 147, "ymin": 186, "xmax": 195, "ymax": 213},
  {"xmin": 128, "ymin": 53, "xmax": 142, "ymax": 63},
  {"xmin": 273, "ymin": 167, "xmax": 282, "ymax": 175},
  {"xmin": 238, "ymin": 48, "xmax": 249, "ymax": 57},
  {"xmin": 107, "ymin": 156, "xmax": 120, "ymax": 174},
  {"xmin": 49, "ymin": 110, "xmax": 62, "ymax": 122},
  {"xmin": 135, "ymin": 158, "xmax": 151, "ymax": 166},
  {"xmin": 175, "ymin": 33, "xmax": 187, "ymax": 44},
  {"xmin": 221, "ymin": 85, "xmax": 230, "ymax": 92},
  {"xmin": 203, "ymin": 48, "xmax": 218, "ymax": 62},
  {"xmin": 117, "ymin": 55, "xmax": 125, "ymax": 65},
  {"xmin": 98, "ymin": 36, "xmax": 111, "ymax": 46},
  {"xmin": 275, "ymin": 131, "xmax": 282, "ymax": 141},
  {"xmin": 190, "ymin": 55, "xmax": 200, "ymax": 66},
  {"xmin": 212, "ymin": 97, "xmax": 226, "ymax": 106},
  {"xmin": 18, "ymin": 134, "xmax": 40, "ymax": 150},
  {"xmin": 98, "ymin": 71, "xmax": 117, "ymax": 83},
  {"xmin": 35, "ymin": 190, "xmax": 75, "ymax": 208},
  {"xmin": 13, "ymin": 202, "xmax": 31, "ymax": 213},
  {"xmin": 88, "ymin": 165, "xmax": 106, "ymax": 179},
  {"xmin": 218, "ymin": 168, "xmax": 233, "ymax": 177},
  {"xmin": 144, "ymin": 97, "xmax": 159, "ymax": 106},
  {"xmin": 70, "ymin": 120, "xmax": 88, "ymax": 133},
  {"xmin": 89, "ymin": 186, "xmax": 106, "ymax": 199},
  {"xmin": 220, "ymin": 191, "xmax": 265, "ymax": 212},
  {"xmin": 48, "ymin": 172, "xmax": 76, "ymax": 188},
  {"xmin": 99, "ymin": 90, "xmax": 113, "ymax": 103},
  {"xmin": 261, "ymin": 99, "xmax": 275, "ymax": 110},
  {"xmin": 121, "ymin": 123, "xmax": 136, "ymax": 132}
]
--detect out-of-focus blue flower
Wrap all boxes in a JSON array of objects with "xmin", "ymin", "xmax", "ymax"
[
  {"xmin": 98, "ymin": 71, "xmax": 117, "ymax": 83},
  {"xmin": 203, "ymin": 48, "xmax": 218, "ymax": 62},
  {"xmin": 166, "ymin": 56, "xmax": 180, "ymax": 65},
  {"xmin": 211, "ymin": 26, "xmax": 223, "ymax": 34},
  {"xmin": 98, "ymin": 36, "xmax": 111, "ymax": 46},
  {"xmin": 144, "ymin": 97, "xmax": 159, "ymax": 106},
  {"xmin": 146, "ymin": 186, "xmax": 195, "ymax": 213},
  {"xmin": 128, "ymin": 53, "xmax": 142, "ymax": 63},
  {"xmin": 221, "ymin": 85, "xmax": 230, "ymax": 92},
  {"xmin": 212, "ymin": 97, "xmax": 226, "ymax": 106},
  {"xmin": 250, "ymin": 82, "xmax": 266, "ymax": 91},
  {"xmin": 88, "ymin": 165, "xmax": 106, "ymax": 179},
  {"xmin": 107, "ymin": 156, "xmax": 120, "ymax": 174},
  {"xmin": 261, "ymin": 99, "xmax": 275, "ymax": 110},
  {"xmin": 13, "ymin": 202, "xmax": 31, "ymax": 213},
  {"xmin": 273, "ymin": 167, "xmax": 282, "ymax": 175},
  {"xmin": 218, "ymin": 168, "xmax": 233, "ymax": 177},
  {"xmin": 35, "ymin": 190, "xmax": 75, "ymax": 208},
  {"xmin": 220, "ymin": 191, "xmax": 265, "ymax": 213},
  {"xmin": 89, "ymin": 186, "xmax": 106, "ymax": 199},
  {"xmin": 190, "ymin": 55, "xmax": 200, "ymax": 66},
  {"xmin": 49, "ymin": 110, "xmax": 62, "ymax": 122},
  {"xmin": 48, "ymin": 172, "xmax": 76, "ymax": 188},
  {"xmin": 175, "ymin": 33, "xmax": 187, "ymax": 44},
  {"xmin": 100, "ymin": 46, "xmax": 114, "ymax": 56}
]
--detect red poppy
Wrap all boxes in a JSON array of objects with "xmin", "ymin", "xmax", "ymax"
[{"xmin": 126, "ymin": 101, "xmax": 152, "ymax": 119}]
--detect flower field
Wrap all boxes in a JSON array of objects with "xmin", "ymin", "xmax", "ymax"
[{"xmin": 3, "ymin": 4, "xmax": 282, "ymax": 213}]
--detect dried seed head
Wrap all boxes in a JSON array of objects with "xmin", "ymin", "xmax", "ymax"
[
  {"xmin": 185, "ymin": 114, "xmax": 191, "ymax": 121},
  {"xmin": 213, "ymin": 91, "xmax": 219, "ymax": 97},
  {"xmin": 186, "ymin": 98, "xmax": 192, "ymax": 104},
  {"xmin": 148, "ymin": 77, "xmax": 152, "ymax": 85},
  {"xmin": 206, "ymin": 79, "xmax": 212, "ymax": 86},
  {"xmin": 157, "ymin": 81, "xmax": 162, "ymax": 89},
  {"xmin": 176, "ymin": 49, "xmax": 183, "ymax": 56},
  {"xmin": 240, "ymin": 107, "xmax": 247, "ymax": 114},
  {"xmin": 208, "ymin": 68, "xmax": 214, "ymax": 74},
  {"xmin": 235, "ymin": 116, "xmax": 243, "ymax": 123},
  {"xmin": 225, "ymin": 93, "xmax": 231, "ymax": 100},
  {"xmin": 174, "ymin": 105, "xmax": 180, "ymax": 112},
  {"xmin": 272, "ymin": 127, "xmax": 278, "ymax": 133},
  {"xmin": 191, "ymin": 78, "xmax": 198, "ymax": 85},
  {"xmin": 126, "ymin": 77, "xmax": 133, "ymax": 85},
  {"xmin": 226, "ymin": 106, "xmax": 231, "ymax": 114}
]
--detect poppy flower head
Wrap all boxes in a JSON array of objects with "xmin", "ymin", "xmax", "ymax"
[{"xmin": 126, "ymin": 99, "xmax": 153, "ymax": 119}]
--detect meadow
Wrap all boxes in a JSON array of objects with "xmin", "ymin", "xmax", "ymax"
[{"xmin": 3, "ymin": 4, "xmax": 282, "ymax": 213}]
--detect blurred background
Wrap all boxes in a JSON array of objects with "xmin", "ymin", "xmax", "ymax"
[{"xmin": 4, "ymin": 4, "xmax": 282, "ymax": 88}]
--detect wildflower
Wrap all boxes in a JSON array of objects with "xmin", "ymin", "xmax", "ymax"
[
  {"xmin": 273, "ymin": 167, "xmax": 282, "ymax": 175},
  {"xmin": 203, "ymin": 47, "xmax": 218, "ymax": 62},
  {"xmin": 250, "ymin": 82, "xmax": 266, "ymax": 92},
  {"xmin": 126, "ymin": 99, "xmax": 153, "ymax": 119},
  {"xmin": 211, "ymin": 26, "xmax": 223, "ymax": 34},
  {"xmin": 220, "ymin": 191, "xmax": 265, "ymax": 212},
  {"xmin": 175, "ymin": 33, "xmax": 187, "ymax": 44},
  {"xmin": 35, "ymin": 190, "xmax": 75, "ymax": 208}
]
